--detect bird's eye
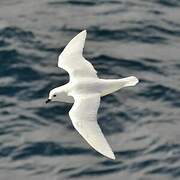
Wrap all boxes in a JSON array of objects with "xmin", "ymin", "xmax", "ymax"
[{"xmin": 53, "ymin": 94, "xmax": 56, "ymax": 97}]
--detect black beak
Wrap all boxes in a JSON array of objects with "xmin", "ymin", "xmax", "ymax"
[{"xmin": 45, "ymin": 99, "xmax": 51, "ymax": 104}]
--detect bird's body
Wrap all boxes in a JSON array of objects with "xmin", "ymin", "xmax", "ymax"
[
  {"xmin": 54, "ymin": 76, "xmax": 138, "ymax": 102},
  {"xmin": 47, "ymin": 30, "xmax": 139, "ymax": 159}
]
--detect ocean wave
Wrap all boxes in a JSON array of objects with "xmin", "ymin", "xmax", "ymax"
[
  {"xmin": 11, "ymin": 142, "xmax": 90, "ymax": 160},
  {"xmin": 0, "ymin": 26, "xmax": 34, "ymax": 42},
  {"xmin": 0, "ymin": 0, "xmax": 180, "ymax": 179}
]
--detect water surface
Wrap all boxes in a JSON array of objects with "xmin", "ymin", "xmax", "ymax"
[{"xmin": 0, "ymin": 0, "xmax": 180, "ymax": 179}]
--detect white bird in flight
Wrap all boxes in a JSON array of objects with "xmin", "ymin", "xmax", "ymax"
[{"xmin": 46, "ymin": 30, "xmax": 139, "ymax": 159}]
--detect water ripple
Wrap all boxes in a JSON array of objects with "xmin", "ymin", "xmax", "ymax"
[{"xmin": 0, "ymin": 0, "xmax": 180, "ymax": 179}]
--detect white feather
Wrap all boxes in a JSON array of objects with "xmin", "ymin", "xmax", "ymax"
[
  {"xmin": 69, "ymin": 93, "xmax": 115, "ymax": 159},
  {"xmin": 47, "ymin": 30, "xmax": 139, "ymax": 159},
  {"xmin": 58, "ymin": 30, "xmax": 97, "ymax": 80}
]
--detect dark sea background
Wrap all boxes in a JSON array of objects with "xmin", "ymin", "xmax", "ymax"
[{"xmin": 1, "ymin": 0, "xmax": 180, "ymax": 179}]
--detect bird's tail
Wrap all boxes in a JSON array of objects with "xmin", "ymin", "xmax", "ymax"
[
  {"xmin": 119, "ymin": 76, "xmax": 139, "ymax": 87},
  {"xmin": 100, "ymin": 76, "xmax": 139, "ymax": 96}
]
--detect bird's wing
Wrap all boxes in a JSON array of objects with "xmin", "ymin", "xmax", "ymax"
[
  {"xmin": 58, "ymin": 30, "xmax": 98, "ymax": 80},
  {"xmin": 69, "ymin": 93, "xmax": 115, "ymax": 159}
]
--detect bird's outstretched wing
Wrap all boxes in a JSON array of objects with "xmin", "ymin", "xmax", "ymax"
[
  {"xmin": 69, "ymin": 93, "xmax": 115, "ymax": 159},
  {"xmin": 58, "ymin": 30, "xmax": 97, "ymax": 80}
]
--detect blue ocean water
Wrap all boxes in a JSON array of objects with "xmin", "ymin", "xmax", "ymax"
[{"xmin": 0, "ymin": 0, "xmax": 180, "ymax": 179}]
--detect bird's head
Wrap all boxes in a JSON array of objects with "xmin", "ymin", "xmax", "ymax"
[{"xmin": 46, "ymin": 88, "xmax": 59, "ymax": 103}]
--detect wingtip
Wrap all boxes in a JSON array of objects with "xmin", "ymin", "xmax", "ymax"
[
  {"xmin": 105, "ymin": 152, "xmax": 116, "ymax": 160},
  {"xmin": 81, "ymin": 29, "xmax": 87, "ymax": 33},
  {"xmin": 112, "ymin": 154, "xmax": 116, "ymax": 160},
  {"xmin": 58, "ymin": 29, "xmax": 87, "ymax": 64},
  {"xmin": 80, "ymin": 29, "xmax": 87, "ymax": 37},
  {"xmin": 99, "ymin": 148, "xmax": 116, "ymax": 160}
]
